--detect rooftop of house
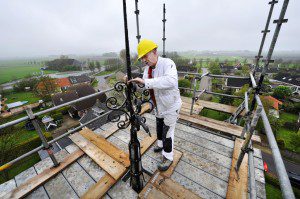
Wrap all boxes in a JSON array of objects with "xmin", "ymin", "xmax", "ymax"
[
  {"xmin": 55, "ymin": 78, "xmax": 72, "ymax": 88},
  {"xmin": 273, "ymin": 73, "xmax": 300, "ymax": 87},
  {"xmin": 263, "ymin": 96, "xmax": 283, "ymax": 110},
  {"xmin": 0, "ymin": 97, "xmax": 266, "ymax": 199},
  {"xmin": 226, "ymin": 78, "xmax": 250, "ymax": 88},
  {"xmin": 69, "ymin": 75, "xmax": 91, "ymax": 85}
]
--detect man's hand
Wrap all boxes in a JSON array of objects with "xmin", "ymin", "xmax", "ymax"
[{"xmin": 128, "ymin": 77, "xmax": 145, "ymax": 85}]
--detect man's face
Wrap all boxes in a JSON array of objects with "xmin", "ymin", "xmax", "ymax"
[{"xmin": 141, "ymin": 50, "xmax": 158, "ymax": 67}]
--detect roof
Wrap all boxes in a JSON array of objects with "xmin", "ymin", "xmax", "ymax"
[
  {"xmin": 264, "ymin": 96, "xmax": 283, "ymax": 110},
  {"xmin": 79, "ymin": 108, "xmax": 107, "ymax": 130},
  {"xmin": 55, "ymin": 78, "xmax": 71, "ymax": 88},
  {"xmin": 273, "ymin": 73, "xmax": 300, "ymax": 87},
  {"xmin": 51, "ymin": 91, "xmax": 79, "ymax": 106},
  {"xmin": 69, "ymin": 75, "xmax": 91, "ymax": 85},
  {"xmin": 226, "ymin": 78, "xmax": 249, "ymax": 88},
  {"xmin": 0, "ymin": 112, "xmax": 266, "ymax": 199},
  {"xmin": 6, "ymin": 101, "xmax": 28, "ymax": 109}
]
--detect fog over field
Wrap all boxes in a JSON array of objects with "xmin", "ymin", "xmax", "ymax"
[{"xmin": 0, "ymin": 0, "xmax": 299, "ymax": 59}]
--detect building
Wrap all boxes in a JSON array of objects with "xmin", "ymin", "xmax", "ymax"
[
  {"xmin": 51, "ymin": 84, "xmax": 107, "ymax": 118},
  {"xmin": 69, "ymin": 75, "xmax": 91, "ymax": 85},
  {"xmin": 272, "ymin": 72, "xmax": 300, "ymax": 95},
  {"xmin": 263, "ymin": 96, "xmax": 283, "ymax": 118},
  {"xmin": 55, "ymin": 78, "xmax": 72, "ymax": 91},
  {"xmin": 223, "ymin": 78, "xmax": 250, "ymax": 92}
]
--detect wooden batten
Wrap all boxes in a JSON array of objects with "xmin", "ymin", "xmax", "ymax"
[{"xmin": 226, "ymin": 138, "xmax": 248, "ymax": 199}]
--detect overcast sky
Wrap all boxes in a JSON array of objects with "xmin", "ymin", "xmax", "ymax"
[{"xmin": 0, "ymin": 0, "xmax": 299, "ymax": 58}]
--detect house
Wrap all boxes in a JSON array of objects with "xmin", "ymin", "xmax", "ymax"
[
  {"xmin": 69, "ymin": 75, "xmax": 91, "ymax": 85},
  {"xmin": 55, "ymin": 78, "xmax": 72, "ymax": 91},
  {"xmin": 79, "ymin": 105, "xmax": 107, "ymax": 130},
  {"xmin": 272, "ymin": 73, "xmax": 300, "ymax": 95},
  {"xmin": 263, "ymin": 96, "xmax": 283, "ymax": 118},
  {"xmin": 223, "ymin": 78, "xmax": 250, "ymax": 92},
  {"xmin": 51, "ymin": 84, "xmax": 107, "ymax": 118},
  {"xmin": 220, "ymin": 63, "xmax": 242, "ymax": 75}
]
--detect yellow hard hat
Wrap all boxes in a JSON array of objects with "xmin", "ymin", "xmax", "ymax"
[{"xmin": 137, "ymin": 39, "xmax": 158, "ymax": 59}]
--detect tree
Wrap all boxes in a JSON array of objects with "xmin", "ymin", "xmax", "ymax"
[
  {"xmin": 272, "ymin": 86, "xmax": 292, "ymax": 100},
  {"xmin": 241, "ymin": 65, "xmax": 250, "ymax": 76},
  {"xmin": 95, "ymin": 61, "xmax": 101, "ymax": 70},
  {"xmin": 89, "ymin": 62, "xmax": 95, "ymax": 72},
  {"xmin": 208, "ymin": 61, "xmax": 221, "ymax": 75},
  {"xmin": 34, "ymin": 76, "xmax": 58, "ymax": 101},
  {"xmin": 119, "ymin": 49, "xmax": 126, "ymax": 65},
  {"xmin": 178, "ymin": 79, "xmax": 191, "ymax": 95}
]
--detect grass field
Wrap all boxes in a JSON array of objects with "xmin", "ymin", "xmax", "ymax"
[
  {"xmin": 276, "ymin": 112, "xmax": 300, "ymax": 153},
  {"xmin": 0, "ymin": 60, "xmax": 57, "ymax": 84},
  {"xmin": 4, "ymin": 91, "xmax": 40, "ymax": 104}
]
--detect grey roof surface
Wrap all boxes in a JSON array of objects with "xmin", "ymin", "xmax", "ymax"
[{"xmin": 0, "ymin": 113, "xmax": 266, "ymax": 199}]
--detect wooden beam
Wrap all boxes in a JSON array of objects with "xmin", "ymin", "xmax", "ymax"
[
  {"xmin": 69, "ymin": 133, "xmax": 126, "ymax": 180},
  {"xmin": 139, "ymin": 172, "xmax": 201, "ymax": 199},
  {"xmin": 181, "ymin": 96, "xmax": 245, "ymax": 116},
  {"xmin": 2, "ymin": 150, "xmax": 84, "ymax": 199},
  {"xmin": 226, "ymin": 138, "xmax": 248, "ymax": 199},
  {"xmin": 140, "ymin": 134, "xmax": 157, "ymax": 155},
  {"xmin": 79, "ymin": 128, "xmax": 130, "ymax": 167},
  {"xmin": 139, "ymin": 183, "xmax": 171, "ymax": 199},
  {"xmin": 152, "ymin": 174, "xmax": 202, "ymax": 199},
  {"xmin": 81, "ymin": 174, "xmax": 115, "ymax": 199},
  {"xmin": 81, "ymin": 130, "xmax": 157, "ymax": 198},
  {"xmin": 179, "ymin": 113, "xmax": 261, "ymax": 143},
  {"xmin": 161, "ymin": 150, "xmax": 182, "ymax": 178}
]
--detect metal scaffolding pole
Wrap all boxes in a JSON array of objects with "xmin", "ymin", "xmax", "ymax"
[
  {"xmin": 255, "ymin": 95, "xmax": 295, "ymax": 199},
  {"xmin": 254, "ymin": 0, "xmax": 278, "ymax": 74},
  {"xmin": 26, "ymin": 108, "xmax": 59, "ymax": 167},
  {"xmin": 162, "ymin": 3, "xmax": 167, "ymax": 57},
  {"xmin": 134, "ymin": 0, "xmax": 142, "ymax": 74},
  {"xmin": 248, "ymin": 141, "xmax": 257, "ymax": 199},
  {"xmin": 251, "ymin": 0, "xmax": 289, "ymax": 111}
]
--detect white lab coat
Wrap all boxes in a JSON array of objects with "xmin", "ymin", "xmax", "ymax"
[
  {"xmin": 143, "ymin": 56, "xmax": 182, "ymax": 116},
  {"xmin": 143, "ymin": 56, "xmax": 181, "ymax": 161}
]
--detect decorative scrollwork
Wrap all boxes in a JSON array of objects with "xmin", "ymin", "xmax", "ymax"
[{"xmin": 105, "ymin": 80, "xmax": 154, "ymax": 132}]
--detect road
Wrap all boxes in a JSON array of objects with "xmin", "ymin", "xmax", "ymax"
[
  {"xmin": 262, "ymin": 151, "xmax": 300, "ymax": 176},
  {"xmin": 198, "ymin": 67, "xmax": 211, "ymax": 92}
]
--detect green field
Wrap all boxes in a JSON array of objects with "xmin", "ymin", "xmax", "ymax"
[
  {"xmin": 0, "ymin": 60, "xmax": 56, "ymax": 84},
  {"xmin": 4, "ymin": 91, "xmax": 40, "ymax": 104}
]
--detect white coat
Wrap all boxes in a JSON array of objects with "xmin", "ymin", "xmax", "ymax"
[{"xmin": 143, "ymin": 56, "xmax": 182, "ymax": 116}]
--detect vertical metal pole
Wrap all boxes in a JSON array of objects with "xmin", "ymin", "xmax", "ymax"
[
  {"xmin": 190, "ymin": 69, "xmax": 198, "ymax": 115},
  {"xmin": 162, "ymin": 3, "xmax": 167, "ymax": 58},
  {"xmin": 122, "ymin": 0, "xmax": 144, "ymax": 192},
  {"xmin": 251, "ymin": 0, "xmax": 289, "ymax": 112},
  {"xmin": 134, "ymin": 0, "xmax": 142, "ymax": 74},
  {"xmin": 235, "ymin": 105, "xmax": 262, "ymax": 171},
  {"xmin": 254, "ymin": 0, "xmax": 278, "ymax": 75},
  {"xmin": 248, "ymin": 141, "xmax": 257, "ymax": 199},
  {"xmin": 255, "ymin": 95, "xmax": 295, "ymax": 199},
  {"xmin": 26, "ymin": 108, "xmax": 59, "ymax": 167}
]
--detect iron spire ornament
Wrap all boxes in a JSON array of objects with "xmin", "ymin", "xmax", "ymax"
[{"xmin": 105, "ymin": 0, "xmax": 153, "ymax": 192}]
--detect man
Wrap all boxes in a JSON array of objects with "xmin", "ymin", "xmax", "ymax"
[{"xmin": 128, "ymin": 39, "xmax": 182, "ymax": 171}]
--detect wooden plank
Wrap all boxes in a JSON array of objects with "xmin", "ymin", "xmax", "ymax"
[
  {"xmin": 153, "ymin": 174, "xmax": 202, "ymax": 199},
  {"xmin": 179, "ymin": 113, "xmax": 261, "ymax": 143},
  {"xmin": 181, "ymin": 102, "xmax": 203, "ymax": 115},
  {"xmin": 81, "ymin": 129, "xmax": 156, "ymax": 198},
  {"xmin": 81, "ymin": 174, "xmax": 116, "ymax": 199},
  {"xmin": 161, "ymin": 150, "xmax": 183, "ymax": 178},
  {"xmin": 2, "ymin": 150, "xmax": 84, "ymax": 199},
  {"xmin": 140, "ymin": 134, "xmax": 157, "ymax": 155},
  {"xmin": 79, "ymin": 128, "xmax": 130, "ymax": 167},
  {"xmin": 181, "ymin": 97, "xmax": 245, "ymax": 116},
  {"xmin": 226, "ymin": 138, "xmax": 248, "ymax": 199},
  {"xmin": 69, "ymin": 133, "xmax": 126, "ymax": 180},
  {"xmin": 139, "ymin": 181, "xmax": 171, "ymax": 199}
]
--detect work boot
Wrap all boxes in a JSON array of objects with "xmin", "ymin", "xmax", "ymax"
[
  {"xmin": 158, "ymin": 156, "xmax": 173, "ymax": 171},
  {"xmin": 153, "ymin": 145, "xmax": 163, "ymax": 153}
]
